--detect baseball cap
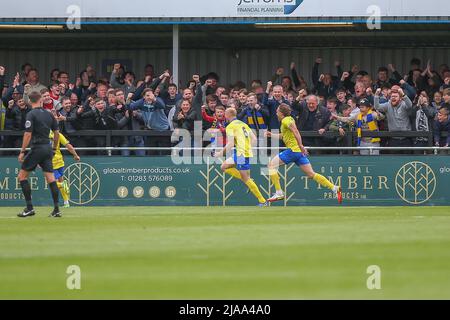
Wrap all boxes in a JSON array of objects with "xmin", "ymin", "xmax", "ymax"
[{"xmin": 358, "ymin": 98, "xmax": 372, "ymax": 107}]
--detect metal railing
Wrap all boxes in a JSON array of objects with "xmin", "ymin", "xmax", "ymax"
[{"xmin": 1, "ymin": 130, "xmax": 448, "ymax": 155}]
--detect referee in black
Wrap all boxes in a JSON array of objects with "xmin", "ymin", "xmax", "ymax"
[{"xmin": 17, "ymin": 91, "xmax": 62, "ymax": 218}]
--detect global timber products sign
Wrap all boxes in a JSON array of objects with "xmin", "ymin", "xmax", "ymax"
[{"xmin": 0, "ymin": 156, "xmax": 449, "ymax": 207}]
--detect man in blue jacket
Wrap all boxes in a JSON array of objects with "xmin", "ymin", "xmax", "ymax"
[
  {"xmin": 434, "ymin": 107, "xmax": 450, "ymax": 150},
  {"xmin": 262, "ymin": 81, "xmax": 290, "ymax": 130},
  {"xmin": 129, "ymin": 88, "xmax": 169, "ymax": 155},
  {"xmin": 129, "ymin": 88, "xmax": 169, "ymax": 131}
]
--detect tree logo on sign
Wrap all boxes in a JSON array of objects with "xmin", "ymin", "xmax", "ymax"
[
  {"xmin": 65, "ymin": 162, "xmax": 100, "ymax": 205},
  {"xmin": 395, "ymin": 161, "xmax": 436, "ymax": 205}
]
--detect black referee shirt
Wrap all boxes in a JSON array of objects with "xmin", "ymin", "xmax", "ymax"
[{"xmin": 24, "ymin": 108, "xmax": 59, "ymax": 147}]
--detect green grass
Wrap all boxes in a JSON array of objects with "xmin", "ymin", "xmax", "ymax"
[{"xmin": 1, "ymin": 206, "xmax": 450, "ymax": 299}]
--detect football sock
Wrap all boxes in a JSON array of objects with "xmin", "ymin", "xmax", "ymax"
[
  {"xmin": 225, "ymin": 168, "xmax": 242, "ymax": 180},
  {"xmin": 245, "ymin": 179, "xmax": 266, "ymax": 204},
  {"xmin": 57, "ymin": 181, "xmax": 69, "ymax": 202},
  {"xmin": 268, "ymin": 169, "xmax": 282, "ymax": 193},
  {"xmin": 20, "ymin": 180, "xmax": 33, "ymax": 210},
  {"xmin": 313, "ymin": 173, "xmax": 335, "ymax": 191},
  {"xmin": 49, "ymin": 181, "xmax": 60, "ymax": 210}
]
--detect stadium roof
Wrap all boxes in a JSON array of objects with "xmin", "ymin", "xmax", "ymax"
[{"xmin": 0, "ymin": 20, "xmax": 449, "ymax": 50}]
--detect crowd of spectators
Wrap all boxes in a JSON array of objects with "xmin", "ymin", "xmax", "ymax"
[{"xmin": 0, "ymin": 57, "xmax": 449, "ymax": 156}]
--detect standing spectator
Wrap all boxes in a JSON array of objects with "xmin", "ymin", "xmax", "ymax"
[
  {"xmin": 326, "ymin": 97, "xmax": 338, "ymax": 114},
  {"xmin": 57, "ymin": 71, "xmax": 70, "ymax": 88},
  {"xmin": 74, "ymin": 95, "xmax": 98, "ymax": 154},
  {"xmin": 57, "ymin": 97, "xmax": 81, "ymax": 135},
  {"xmin": 109, "ymin": 89, "xmax": 127, "ymax": 155},
  {"xmin": 238, "ymin": 93, "xmax": 269, "ymax": 133},
  {"xmin": 263, "ymin": 82, "xmax": 289, "ymax": 130},
  {"xmin": 335, "ymin": 88, "xmax": 347, "ymax": 112},
  {"xmin": 362, "ymin": 75, "xmax": 374, "ymax": 92},
  {"xmin": 191, "ymin": 75, "xmax": 212, "ymax": 121},
  {"xmin": 201, "ymin": 105, "xmax": 227, "ymax": 150},
  {"xmin": 229, "ymin": 87, "xmax": 240, "ymax": 105},
  {"xmin": 271, "ymin": 67, "xmax": 284, "ymax": 86},
  {"xmin": 74, "ymin": 70, "xmax": 90, "ymax": 100},
  {"xmin": 328, "ymin": 104, "xmax": 354, "ymax": 151},
  {"xmin": 56, "ymin": 97, "xmax": 86, "ymax": 154},
  {"xmin": 338, "ymin": 65, "xmax": 360, "ymax": 94},
  {"xmin": 5, "ymin": 97, "xmax": 31, "ymax": 148},
  {"xmin": 107, "ymin": 89, "xmax": 117, "ymax": 107},
  {"xmin": 354, "ymin": 82, "xmax": 368, "ymax": 100},
  {"xmin": 443, "ymin": 89, "xmax": 450, "ymax": 106},
  {"xmin": 84, "ymin": 64, "xmax": 97, "ymax": 83},
  {"xmin": 96, "ymin": 83, "xmax": 109, "ymax": 103},
  {"xmin": 320, "ymin": 97, "xmax": 340, "ymax": 152},
  {"xmin": 274, "ymin": 69, "xmax": 294, "ymax": 93},
  {"xmin": 200, "ymin": 72, "xmax": 219, "ymax": 97},
  {"xmin": 412, "ymin": 92, "xmax": 437, "ymax": 153},
  {"xmin": 441, "ymin": 75, "xmax": 450, "ymax": 91},
  {"xmin": 79, "ymin": 99, "xmax": 117, "ymax": 154},
  {"xmin": 237, "ymin": 89, "xmax": 249, "ymax": 112},
  {"xmin": 50, "ymin": 68, "xmax": 60, "ymax": 85},
  {"xmin": 23, "ymin": 68, "xmax": 46, "ymax": 104},
  {"xmin": 290, "ymin": 62, "xmax": 308, "ymax": 92},
  {"xmin": 168, "ymin": 87, "xmax": 195, "ymax": 130},
  {"xmin": 110, "ymin": 63, "xmax": 136, "ymax": 97},
  {"xmin": 20, "ymin": 63, "xmax": 33, "ymax": 84},
  {"xmin": 433, "ymin": 107, "xmax": 450, "ymax": 152},
  {"xmin": 347, "ymin": 97, "xmax": 361, "ymax": 117},
  {"xmin": 5, "ymin": 97, "xmax": 30, "ymax": 129},
  {"xmin": 311, "ymin": 58, "xmax": 340, "ymax": 99},
  {"xmin": 129, "ymin": 88, "xmax": 168, "ymax": 131},
  {"xmin": 3, "ymin": 72, "xmax": 23, "ymax": 103},
  {"xmin": 111, "ymin": 89, "xmax": 145, "ymax": 156},
  {"xmin": 69, "ymin": 92, "xmax": 79, "ymax": 108},
  {"xmin": 49, "ymin": 83, "xmax": 62, "ymax": 109},
  {"xmin": 130, "ymin": 88, "xmax": 169, "ymax": 155},
  {"xmin": 373, "ymin": 65, "xmax": 402, "ymax": 90},
  {"xmin": 296, "ymin": 95, "xmax": 331, "ymax": 148},
  {"xmin": 144, "ymin": 64, "xmax": 155, "ymax": 82},
  {"xmin": 40, "ymin": 88, "xmax": 59, "ymax": 111},
  {"xmin": 374, "ymin": 87, "xmax": 413, "ymax": 151},
  {"xmin": 219, "ymin": 91, "xmax": 231, "ymax": 108},
  {"xmin": 398, "ymin": 79, "xmax": 417, "ymax": 101},
  {"xmin": 132, "ymin": 71, "xmax": 168, "ymax": 101},
  {"xmin": 81, "ymin": 81, "xmax": 98, "ymax": 103},
  {"xmin": 77, "ymin": 95, "xmax": 96, "ymax": 129},
  {"xmin": 201, "ymin": 95, "xmax": 218, "ymax": 130},
  {"xmin": 160, "ymin": 83, "xmax": 182, "ymax": 116},
  {"xmin": 214, "ymin": 86, "xmax": 226, "ymax": 99},
  {"xmin": 432, "ymin": 91, "xmax": 444, "ymax": 110},
  {"xmin": 333, "ymin": 99, "xmax": 383, "ymax": 155},
  {"xmin": 173, "ymin": 99, "xmax": 197, "ymax": 131},
  {"xmin": 172, "ymin": 99, "xmax": 198, "ymax": 153}
]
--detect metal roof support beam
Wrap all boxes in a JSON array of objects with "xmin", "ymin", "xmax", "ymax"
[{"xmin": 172, "ymin": 24, "xmax": 179, "ymax": 88}]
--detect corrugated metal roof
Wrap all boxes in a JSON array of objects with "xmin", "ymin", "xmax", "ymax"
[{"xmin": 1, "ymin": 23, "xmax": 449, "ymax": 49}]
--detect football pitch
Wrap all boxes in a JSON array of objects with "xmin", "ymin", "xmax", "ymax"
[{"xmin": 1, "ymin": 206, "xmax": 450, "ymax": 300}]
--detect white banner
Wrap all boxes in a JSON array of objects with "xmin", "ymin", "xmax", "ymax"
[{"xmin": 1, "ymin": 0, "xmax": 449, "ymax": 19}]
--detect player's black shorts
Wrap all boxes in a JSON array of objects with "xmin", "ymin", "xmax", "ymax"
[{"xmin": 21, "ymin": 144, "xmax": 54, "ymax": 173}]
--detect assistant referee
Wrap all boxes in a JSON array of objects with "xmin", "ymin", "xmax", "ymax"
[{"xmin": 17, "ymin": 91, "xmax": 62, "ymax": 218}]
